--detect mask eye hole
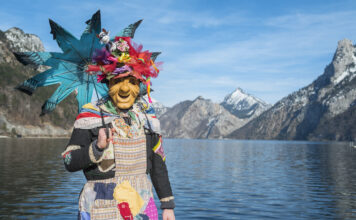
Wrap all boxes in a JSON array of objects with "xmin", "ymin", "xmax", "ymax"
[
  {"xmin": 112, "ymin": 78, "xmax": 124, "ymax": 85},
  {"xmin": 129, "ymin": 77, "xmax": 139, "ymax": 85}
]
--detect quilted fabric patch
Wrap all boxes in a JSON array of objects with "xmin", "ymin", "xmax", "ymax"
[{"xmin": 144, "ymin": 197, "xmax": 158, "ymax": 220}]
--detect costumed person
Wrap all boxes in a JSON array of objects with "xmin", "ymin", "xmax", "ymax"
[
  {"xmin": 61, "ymin": 28, "xmax": 175, "ymax": 219},
  {"xmin": 14, "ymin": 11, "xmax": 174, "ymax": 220}
]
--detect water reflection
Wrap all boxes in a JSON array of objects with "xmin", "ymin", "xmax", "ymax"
[
  {"xmin": 0, "ymin": 138, "xmax": 85, "ymax": 219},
  {"xmin": 0, "ymin": 138, "xmax": 355, "ymax": 219},
  {"xmin": 166, "ymin": 139, "xmax": 356, "ymax": 219}
]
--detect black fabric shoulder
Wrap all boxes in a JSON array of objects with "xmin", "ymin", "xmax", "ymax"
[{"xmin": 67, "ymin": 128, "xmax": 92, "ymax": 147}]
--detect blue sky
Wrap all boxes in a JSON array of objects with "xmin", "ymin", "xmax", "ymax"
[{"xmin": 1, "ymin": 0, "xmax": 356, "ymax": 107}]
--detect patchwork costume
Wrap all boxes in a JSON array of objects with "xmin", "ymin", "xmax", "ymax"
[
  {"xmin": 13, "ymin": 10, "xmax": 174, "ymax": 219},
  {"xmin": 53, "ymin": 11, "xmax": 174, "ymax": 220},
  {"xmin": 62, "ymin": 98, "xmax": 174, "ymax": 219}
]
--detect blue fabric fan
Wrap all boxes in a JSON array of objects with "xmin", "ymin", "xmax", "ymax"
[{"xmin": 15, "ymin": 10, "xmax": 143, "ymax": 115}]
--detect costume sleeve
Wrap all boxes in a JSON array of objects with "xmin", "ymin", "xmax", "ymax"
[
  {"xmin": 61, "ymin": 128, "xmax": 104, "ymax": 172},
  {"xmin": 149, "ymin": 133, "xmax": 175, "ymax": 209}
]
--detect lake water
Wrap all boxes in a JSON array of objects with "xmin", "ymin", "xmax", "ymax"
[{"xmin": 0, "ymin": 138, "xmax": 355, "ymax": 219}]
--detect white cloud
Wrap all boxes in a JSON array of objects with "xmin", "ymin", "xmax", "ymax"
[
  {"xmin": 5, "ymin": 1, "xmax": 356, "ymax": 108},
  {"xmin": 156, "ymin": 10, "xmax": 244, "ymax": 28},
  {"xmin": 150, "ymin": 9, "xmax": 356, "ymax": 106},
  {"xmin": 265, "ymin": 10, "xmax": 356, "ymax": 29}
]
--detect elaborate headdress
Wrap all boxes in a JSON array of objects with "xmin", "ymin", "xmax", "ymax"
[
  {"xmin": 15, "ymin": 11, "xmax": 161, "ymax": 115},
  {"xmin": 87, "ymin": 24, "xmax": 161, "ymax": 103}
]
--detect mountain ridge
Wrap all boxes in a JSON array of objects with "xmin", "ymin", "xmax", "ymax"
[
  {"xmin": 0, "ymin": 28, "xmax": 77, "ymax": 137},
  {"xmin": 228, "ymin": 39, "xmax": 356, "ymax": 141},
  {"xmin": 158, "ymin": 91, "xmax": 269, "ymax": 139},
  {"xmin": 0, "ymin": 27, "xmax": 354, "ymax": 141},
  {"xmin": 221, "ymin": 87, "xmax": 271, "ymax": 119}
]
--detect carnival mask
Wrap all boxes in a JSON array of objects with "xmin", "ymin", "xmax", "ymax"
[{"xmin": 109, "ymin": 76, "xmax": 140, "ymax": 109}]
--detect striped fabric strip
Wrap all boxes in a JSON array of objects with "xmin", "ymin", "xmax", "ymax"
[
  {"xmin": 76, "ymin": 112, "xmax": 106, "ymax": 120},
  {"xmin": 152, "ymin": 136, "xmax": 166, "ymax": 162},
  {"xmin": 80, "ymin": 108, "xmax": 114, "ymax": 116},
  {"xmin": 74, "ymin": 116, "xmax": 116, "ymax": 129},
  {"xmin": 114, "ymin": 136, "xmax": 147, "ymax": 176}
]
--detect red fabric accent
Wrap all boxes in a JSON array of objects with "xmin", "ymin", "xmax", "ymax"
[
  {"xmin": 86, "ymin": 63, "xmax": 116, "ymax": 74},
  {"xmin": 75, "ymin": 112, "xmax": 105, "ymax": 120},
  {"xmin": 62, "ymin": 151, "xmax": 71, "ymax": 159},
  {"xmin": 113, "ymin": 37, "xmax": 159, "ymax": 79},
  {"xmin": 118, "ymin": 202, "xmax": 133, "ymax": 220},
  {"xmin": 86, "ymin": 65, "xmax": 101, "ymax": 72},
  {"xmin": 88, "ymin": 37, "xmax": 161, "ymax": 83},
  {"xmin": 111, "ymin": 71, "xmax": 145, "ymax": 82},
  {"xmin": 86, "ymin": 55, "xmax": 118, "ymax": 78}
]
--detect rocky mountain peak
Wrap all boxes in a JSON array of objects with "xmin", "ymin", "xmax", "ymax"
[
  {"xmin": 6, "ymin": 27, "xmax": 25, "ymax": 35},
  {"xmin": 229, "ymin": 39, "xmax": 356, "ymax": 141},
  {"xmin": 0, "ymin": 27, "xmax": 76, "ymax": 137},
  {"xmin": 150, "ymin": 97, "xmax": 168, "ymax": 117},
  {"xmin": 331, "ymin": 39, "xmax": 355, "ymax": 75},
  {"xmin": 159, "ymin": 95, "xmax": 249, "ymax": 139},
  {"xmin": 5, "ymin": 27, "xmax": 44, "ymax": 52},
  {"xmin": 195, "ymin": 96, "xmax": 205, "ymax": 101},
  {"xmin": 324, "ymin": 39, "xmax": 356, "ymax": 88},
  {"xmin": 235, "ymin": 87, "xmax": 244, "ymax": 93},
  {"xmin": 221, "ymin": 87, "xmax": 270, "ymax": 119},
  {"xmin": 224, "ymin": 87, "xmax": 256, "ymax": 103},
  {"xmin": 333, "ymin": 39, "xmax": 354, "ymax": 60}
]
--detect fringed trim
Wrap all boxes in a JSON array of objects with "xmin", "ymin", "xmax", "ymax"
[
  {"xmin": 41, "ymin": 100, "xmax": 57, "ymax": 116},
  {"xmin": 15, "ymin": 78, "xmax": 39, "ymax": 95},
  {"xmin": 160, "ymin": 196, "xmax": 174, "ymax": 202},
  {"xmin": 61, "ymin": 145, "xmax": 81, "ymax": 157},
  {"xmin": 74, "ymin": 116, "xmax": 116, "ymax": 129},
  {"xmin": 89, "ymin": 142, "xmax": 115, "ymax": 173},
  {"xmin": 89, "ymin": 142, "xmax": 104, "ymax": 163}
]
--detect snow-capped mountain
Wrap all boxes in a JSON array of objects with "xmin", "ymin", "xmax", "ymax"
[
  {"xmin": 150, "ymin": 98, "xmax": 168, "ymax": 117},
  {"xmin": 157, "ymin": 89, "xmax": 270, "ymax": 139},
  {"xmin": 4, "ymin": 27, "xmax": 48, "ymax": 72},
  {"xmin": 0, "ymin": 27, "xmax": 75, "ymax": 137},
  {"xmin": 4, "ymin": 27, "xmax": 44, "ymax": 52},
  {"xmin": 229, "ymin": 39, "xmax": 356, "ymax": 141},
  {"xmin": 221, "ymin": 88, "xmax": 271, "ymax": 119},
  {"xmin": 159, "ymin": 96, "xmax": 249, "ymax": 139}
]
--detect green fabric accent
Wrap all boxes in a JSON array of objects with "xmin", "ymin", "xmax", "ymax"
[
  {"xmin": 106, "ymin": 74, "xmax": 115, "ymax": 80},
  {"xmin": 101, "ymin": 99, "xmax": 140, "ymax": 119},
  {"xmin": 64, "ymin": 153, "xmax": 72, "ymax": 165},
  {"xmin": 111, "ymin": 50, "xmax": 121, "ymax": 57},
  {"xmin": 103, "ymin": 100, "xmax": 118, "ymax": 114},
  {"xmin": 128, "ymin": 111, "xmax": 137, "ymax": 122}
]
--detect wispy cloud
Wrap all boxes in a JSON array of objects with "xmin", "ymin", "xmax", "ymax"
[
  {"xmin": 156, "ymin": 10, "xmax": 245, "ymax": 28},
  {"xmin": 265, "ymin": 10, "xmax": 356, "ymax": 29},
  {"xmin": 151, "ymin": 9, "xmax": 356, "ymax": 106},
  {"xmin": 2, "ymin": 0, "xmax": 356, "ymax": 107}
]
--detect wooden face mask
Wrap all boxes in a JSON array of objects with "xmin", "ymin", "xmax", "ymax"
[{"xmin": 109, "ymin": 76, "xmax": 140, "ymax": 109}]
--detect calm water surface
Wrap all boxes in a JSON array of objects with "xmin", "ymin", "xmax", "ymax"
[{"xmin": 0, "ymin": 138, "xmax": 355, "ymax": 219}]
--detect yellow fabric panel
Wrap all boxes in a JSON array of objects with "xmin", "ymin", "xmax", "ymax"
[
  {"xmin": 113, "ymin": 180, "xmax": 144, "ymax": 216},
  {"xmin": 82, "ymin": 103, "xmax": 99, "ymax": 111}
]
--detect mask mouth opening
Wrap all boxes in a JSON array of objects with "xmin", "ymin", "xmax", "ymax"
[{"xmin": 119, "ymin": 94, "xmax": 130, "ymax": 99}]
